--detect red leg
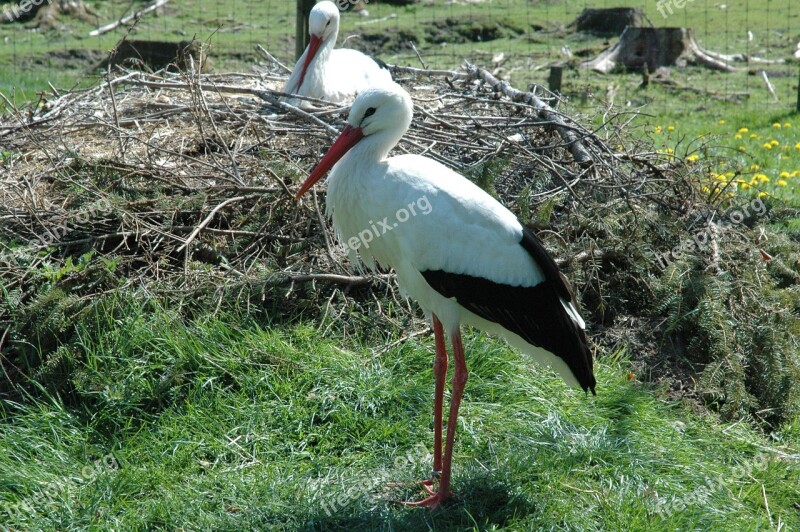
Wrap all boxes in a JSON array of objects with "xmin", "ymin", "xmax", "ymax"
[
  {"xmin": 404, "ymin": 326, "xmax": 468, "ymax": 509},
  {"xmin": 431, "ymin": 315, "xmax": 447, "ymax": 476},
  {"xmin": 395, "ymin": 315, "xmax": 447, "ymax": 495}
]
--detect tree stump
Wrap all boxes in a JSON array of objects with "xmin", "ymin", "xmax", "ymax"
[
  {"xmin": 569, "ymin": 7, "xmax": 645, "ymax": 36},
  {"xmin": 581, "ymin": 27, "xmax": 741, "ymax": 73}
]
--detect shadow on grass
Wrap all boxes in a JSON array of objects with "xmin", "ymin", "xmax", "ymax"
[{"xmin": 299, "ymin": 474, "xmax": 535, "ymax": 531}]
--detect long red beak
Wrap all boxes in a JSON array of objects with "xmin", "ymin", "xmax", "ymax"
[
  {"xmin": 294, "ymin": 125, "xmax": 364, "ymax": 199},
  {"xmin": 297, "ymin": 34, "xmax": 323, "ymax": 91}
]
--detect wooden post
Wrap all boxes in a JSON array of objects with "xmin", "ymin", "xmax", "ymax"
[
  {"xmin": 296, "ymin": 0, "xmax": 316, "ymax": 61},
  {"xmin": 548, "ymin": 65, "xmax": 563, "ymax": 95},
  {"xmin": 796, "ymin": 66, "xmax": 800, "ymax": 113}
]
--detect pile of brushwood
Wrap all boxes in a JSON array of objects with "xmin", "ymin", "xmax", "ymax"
[{"xmin": 1, "ymin": 62, "xmax": 798, "ymax": 430}]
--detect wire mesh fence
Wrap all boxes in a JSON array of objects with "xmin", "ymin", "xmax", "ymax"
[{"xmin": 0, "ymin": 0, "xmax": 797, "ymax": 113}]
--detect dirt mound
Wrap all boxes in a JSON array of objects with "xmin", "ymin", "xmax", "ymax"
[
  {"xmin": 424, "ymin": 15, "xmax": 526, "ymax": 44},
  {"xmin": 1, "ymin": 64, "xmax": 798, "ymax": 429},
  {"xmin": 569, "ymin": 7, "xmax": 646, "ymax": 36}
]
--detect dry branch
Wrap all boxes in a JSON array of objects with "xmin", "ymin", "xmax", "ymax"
[
  {"xmin": 463, "ymin": 61, "xmax": 594, "ymax": 166},
  {"xmin": 90, "ymin": 0, "xmax": 171, "ymax": 36},
  {"xmin": 760, "ymin": 70, "xmax": 779, "ymax": 102},
  {"xmin": 0, "ymin": 65, "xmax": 636, "ymax": 321},
  {"xmin": 255, "ymin": 44, "xmax": 292, "ymax": 74}
]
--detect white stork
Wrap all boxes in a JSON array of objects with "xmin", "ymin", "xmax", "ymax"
[
  {"xmin": 283, "ymin": 1, "xmax": 392, "ymax": 106},
  {"xmin": 294, "ymin": 82, "xmax": 596, "ymax": 509}
]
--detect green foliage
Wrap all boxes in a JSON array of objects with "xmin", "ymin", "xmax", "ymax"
[
  {"xmin": 464, "ymin": 156, "xmax": 512, "ymax": 198},
  {"xmin": 652, "ymin": 213, "xmax": 799, "ymax": 426}
]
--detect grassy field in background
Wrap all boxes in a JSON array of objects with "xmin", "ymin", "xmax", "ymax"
[
  {"xmin": 1, "ymin": 0, "xmax": 798, "ymax": 202},
  {"xmin": 2, "ymin": 1, "xmax": 800, "ymax": 529}
]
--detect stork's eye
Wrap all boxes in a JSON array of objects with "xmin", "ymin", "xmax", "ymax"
[
  {"xmin": 364, "ymin": 107, "xmax": 376, "ymax": 119},
  {"xmin": 326, "ymin": 20, "xmax": 331, "ymax": 26}
]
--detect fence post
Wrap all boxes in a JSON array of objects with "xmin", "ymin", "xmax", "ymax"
[
  {"xmin": 296, "ymin": 0, "xmax": 316, "ymax": 61},
  {"xmin": 796, "ymin": 65, "xmax": 800, "ymax": 113},
  {"xmin": 548, "ymin": 65, "xmax": 563, "ymax": 95}
]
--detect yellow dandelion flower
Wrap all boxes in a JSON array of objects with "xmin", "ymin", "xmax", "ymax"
[
  {"xmin": 725, "ymin": 171, "xmax": 734, "ymax": 177},
  {"xmin": 719, "ymin": 119, "xmax": 726, "ymax": 125},
  {"xmin": 795, "ymin": 142, "xmax": 800, "ymax": 150},
  {"xmin": 777, "ymin": 180, "xmax": 787, "ymax": 186},
  {"xmin": 714, "ymin": 173, "xmax": 727, "ymax": 181},
  {"xmin": 735, "ymin": 134, "xmax": 742, "ymax": 140},
  {"xmin": 770, "ymin": 139, "xmax": 779, "ymax": 146},
  {"xmin": 667, "ymin": 125, "xmax": 675, "ymax": 131},
  {"xmin": 750, "ymin": 164, "xmax": 760, "ymax": 171},
  {"xmin": 756, "ymin": 174, "xmax": 770, "ymax": 183},
  {"xmin": 792, "ymin": 170, "xmax": 800, "ymax": 177},
  {"xmin": 738, "ymin": 146, "xmax": 746, "ymax": 152},
  {"xmin": 738, "ymin": 127, "xmax": 749, "ymax": 133},
  {"xmin": 739, "ymin": 182, "xmax": 751, "ymax": 190},
  {"xmin": 784, "ymin": 123, "xmax": 792, "ymax": 128},
  {"xmin": 779, "ymin": 171, "xmax": 790, "ymax": 178},
  {"xmin": 654, "ymin": 126, "xmax": 662, "ymax": 134},
  {"xmin": 666, "ymin": 148, "xmax": 674, "ymax": 154},
  {"xmin": 700, "ymin": 186, "xmax": 711, "ymax": 194},
  {"xmin": 758, "ymin": 191, "xmax": 769, "ymax": 198},
  {"xmin": 686, "ymin": 154, "xmax": 699, "ymax": 162},
  {"xmin": 772, "ymin": 122, "xmax": 782, "ymax": 128},
  {"xmin": 763, "ymin": 143, "xmax": 773, "ymax": 150}
]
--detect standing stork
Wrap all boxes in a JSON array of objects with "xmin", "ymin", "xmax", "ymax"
[
  {"xmin": 294, "ymin": 82, "xmax": 596, "ymax": 509},
  {"xmin": 283, "ymin": 1, "xmax": 392, "ymax": 106}
]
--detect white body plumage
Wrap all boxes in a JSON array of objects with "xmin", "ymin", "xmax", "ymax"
[{"xmin": 303, "ymin": 85, "xmax": 591, "ymax": 389}]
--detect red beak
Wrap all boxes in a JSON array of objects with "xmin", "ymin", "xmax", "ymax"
[
  {"xmin": 295, "ymin": 125, "xmax": 364, "ymax": 199},
  {"xmin": 297, "ymin": 34, "xmax": 323, "ymax": 91}
]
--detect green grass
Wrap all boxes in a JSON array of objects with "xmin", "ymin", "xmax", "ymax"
[
  {"xmin": 2, "ymin": 2, "xmax": 800, "ymax": 528},
  {"xmin": 1, "ymin": 300, "xmax": 798, "ymax": 529}
]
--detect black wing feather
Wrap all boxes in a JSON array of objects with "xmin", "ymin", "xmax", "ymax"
[
  {"xmin": 368, "ymin": 54, "xmax": 390, "ymax": 71},
  {"xmin": 421, "ymin": 227, "xmax": 596, "ymax": 394}
]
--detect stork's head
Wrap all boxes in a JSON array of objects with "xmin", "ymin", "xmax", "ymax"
[
  {"xmin": 308, "ymin": 1, "xmax": 340, "ymax": 43},
  {"xmin": 295, "ymin": 82, "xmax": 413, "ymax": 199},
  {"xmin": 295, "ymin": 2, "xmax": 340, "ymax": 92},
  {"xmin": 347, "ymin": 82, "xmax": 413, "ymax": 138}
]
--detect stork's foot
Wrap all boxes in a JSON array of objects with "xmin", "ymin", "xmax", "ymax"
[
  {"xmin": 389, "ymin": 474, "xmax": 453, "ymax": 509},
  {"xmin": 400, "ymin": 489, "xmax": 454, "ymax": 510}
]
